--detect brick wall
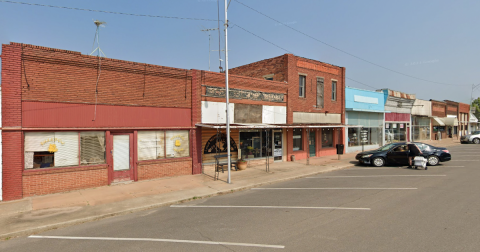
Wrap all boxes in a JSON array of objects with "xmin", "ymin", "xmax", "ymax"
[
  {"xmin": 137, "ymin": 158, "xmax": 192, "ymax": 180},
  {"xmin": 2, "ymin": 43, "xmax": 23, "ymax": 200},
  {"xmin": 229, "ymin": 54, "xmax": 345, "ymax": 124},
  {"xmin": 459, "ymin": 103, "xmax": 470, "ymax": 114},
  {"xmin": 18, "ymin": 43, "xmax": 192, "ymax": 108},
  {"xmin": 229, "ymin": 55, "xmax": 287, "ymax": 82},
  {"xmin": 431, "ymin": 101, "xmax": 446, "ymax": 117},
  {"xmin": 23, "ymin": 165, "xmax": 108, "ymax": 197}
]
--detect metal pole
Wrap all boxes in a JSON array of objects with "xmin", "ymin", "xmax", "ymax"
[
  {"xmin": 224, "ymin": 0, "xmax": 231, "ymax": 184},
  {"xmin": 307, "ymin": 129, "xmax": 316, "ymax": 165}
]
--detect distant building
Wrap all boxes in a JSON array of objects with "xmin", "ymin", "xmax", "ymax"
[{"xmin": 344, "ymin": 87, "xmax": 385, "ymax": 153}]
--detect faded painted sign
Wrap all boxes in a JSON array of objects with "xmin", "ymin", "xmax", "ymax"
[{"xmin": 205, "ymin": 86, "xmax": 284, "ymax": 103}]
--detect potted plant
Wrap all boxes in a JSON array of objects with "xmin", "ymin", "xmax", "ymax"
[
  {"xmin": 237, "ymin": 158, "xmax": 247, "ymax": 170},
  {"xmin": 246, "ymin": 146, "xmax": 255, "ymax": 159}
]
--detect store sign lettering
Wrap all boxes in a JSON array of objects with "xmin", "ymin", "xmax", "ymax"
[{"xmin": 40, "ymin": 138, "xmax": 65, "ymax": 153}]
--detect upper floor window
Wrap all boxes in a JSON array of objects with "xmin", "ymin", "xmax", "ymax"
[
  {"xmin": 299, "ymin": 75, "xmax": 306, "ymax": 98},
  {"xmin": 263, "ymin": 74, "xmax": 274, "ymax": 81},
  {"xmin": 331, "ymin": 80, "xmax": 337, "ymax": 101},
  {"xmin": 316, "ymin": 77, "xmax": 324, "ymax": 108}
]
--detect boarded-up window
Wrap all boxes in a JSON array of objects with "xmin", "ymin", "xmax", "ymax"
[
  {"xmin": 80, "ymin": 131, "xmax": 106, "ymax": 165},
  {"xmin": 317, "ymin": 77, "xmax": 324, "ymax": 108},
  {"xmin": 137, "ymin": 131, "xmax": 165, "ymax": 161}
]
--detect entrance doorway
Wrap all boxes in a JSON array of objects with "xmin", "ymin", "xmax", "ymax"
[
  {"xmin": 309, "ymin": 131, "xmax": 316, "ymax": 157},
  {"xmin": 112, "ymin": 133, "xmax": 134, "ymax": 182},
  {"xmin": 273, "ymin": 131, "xmax": 282, "ymax": 161}
]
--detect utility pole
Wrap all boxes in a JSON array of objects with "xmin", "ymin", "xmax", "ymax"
[
  {"xmin": 201, "ymin": 28, "xmax": 218, "ymax": 71},
  {"xmin": 224, "ymin": 0, "xmax": 231, "ymax": 184}
]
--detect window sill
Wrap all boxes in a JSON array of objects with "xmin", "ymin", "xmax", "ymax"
[
  {"xmin": 137, "ymin": 157, "xmax": 192, "ymax": 165},
  {"xmin": 23, "ymin": 164, "xmax": 107, "ymax": 176}
]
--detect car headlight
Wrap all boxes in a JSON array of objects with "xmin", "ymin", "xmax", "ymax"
[{"xmin": 362, "ymin": 154, "xmax": 373, "ymax": 158}]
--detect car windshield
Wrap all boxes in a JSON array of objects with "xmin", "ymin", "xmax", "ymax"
[
  {"xmin": 377, "ymin": 143, "xmax": 396, "ymax": 151},
  {"xmin": 472, "ymin": 131, "xmax": 480, "ymax": 135}
]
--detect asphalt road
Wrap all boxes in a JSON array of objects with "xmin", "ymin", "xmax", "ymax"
[{"xmin": 1, "ymin": 144, "xmax": 479, "ymax": 251}]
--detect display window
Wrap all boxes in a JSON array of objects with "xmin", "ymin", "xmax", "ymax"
[{"xmin": 25, "ymin": 131, "xmax": 106, "ymax": 169}]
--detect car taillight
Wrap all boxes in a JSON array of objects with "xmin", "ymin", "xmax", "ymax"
[{"xmin": 442, "ymin": 150, "xmax": 449, "ymax": 153}]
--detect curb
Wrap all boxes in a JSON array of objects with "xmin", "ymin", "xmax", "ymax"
[{"xmin": 0, "ymin": 163, "xmax": 354, "ymax": 240}]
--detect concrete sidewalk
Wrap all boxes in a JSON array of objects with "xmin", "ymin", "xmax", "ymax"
[{"xmin": 0, "ymin": 138, "xmax": 460, "ymax": 240}]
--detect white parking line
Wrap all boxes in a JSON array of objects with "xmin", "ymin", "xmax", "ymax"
[
  {"xmin": 439, "ymin": 166, "xmax": 464, "ymax": 167},
  {"xmin": 449, "ymin": 160, "xmax": 480, "ymax": 161},
  {"xmin": 29, "ymin": 235, "xmax": 285, "ymax": 249},
  {"xmin": 252, "ymin": 188, "xmax": 417, "ymax": 190},
  {"xmin": 171, "ymin": 205, "xmax": 370, "ymax": 210},
  {"xmin": 306, "ymin": 175, "xmax": 447, "ymax": 178},
  {"xmin": 452, "ymin": 155, "xmax": 478, "ymax": 156}
]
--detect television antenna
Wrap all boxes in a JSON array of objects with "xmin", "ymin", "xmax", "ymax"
[
  {"xmin": 201, "ymin": 27, "xmax": 218, "ymax": 71},
  {"xmin": 90, "ymin": 20, "xmax": 107, "ymax": 57}
]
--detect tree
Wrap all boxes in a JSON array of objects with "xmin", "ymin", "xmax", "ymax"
[{"xmin": 472, "ymin": 97, "xmax": 480, "ymax": 119}]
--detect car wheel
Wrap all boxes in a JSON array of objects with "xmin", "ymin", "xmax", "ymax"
[
  {"xmin": 372, "ymin": 157, "xmax": 385, "ymax": 167},
  {"xmin": 473, "ymin": 138, "xmax": 480, "ymax": 144},
  {"xmin": 428, "ymin": 156, "xmax": 439, "ymax": 166}
]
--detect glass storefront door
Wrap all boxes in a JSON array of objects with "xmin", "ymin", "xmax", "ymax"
[
  {"xmin": 273, "ymin": 131, "xmax": 282, "ymax": 161},
  {"xmin": 309, "ymin": 131, "xmax": 316, "ymax": 157}
]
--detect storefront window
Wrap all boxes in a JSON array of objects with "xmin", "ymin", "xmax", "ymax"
[
  {"xmin": 293, "ymin": 129, "xmax": 303, "ymax": 151},
  {"xmin": 348, "ymin": 128, "xmax": 360, "ymax": 147},
  {"xmin": 138, "ymin": 131, "xmax": 165, "ymax": 160},
  {"xmin": 166, "ymin": 131, "xmax": 190, "ymax": 158},
  {"xmin": 413, "ymin": 117, "xmax": 430, "ymax": 141},
  {"xmin": 322, "ymin": 128, "xmax": 334, "ymax": 148},
  {"xmin": 25, "ymin": 131, "xmax": 106, "ymax": 169},
  {"xmin": 385, "ymin": 123, "xmax": 408, "ymax": 143},
  {"xmin": 240, "ymin": 131, "xmax": 261, "ymax": 159},
  {"xmin": 80, "ymin": 131, "xmax": 106, "ymax": 165}
]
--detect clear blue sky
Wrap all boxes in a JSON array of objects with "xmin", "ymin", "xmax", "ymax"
[{"xmin": 1, "ymin": 0, "xmax": 479, "ymax": 103}]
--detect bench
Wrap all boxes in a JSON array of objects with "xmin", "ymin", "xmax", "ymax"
[{"xmin": 213, "ymin": 154, "xmax": 237, "ymax": 180}]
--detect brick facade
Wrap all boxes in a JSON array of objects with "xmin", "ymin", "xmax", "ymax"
[
  {"xmin": 23, "ymin": 165, "xmax": 108, "ymax": 197},
  {"xmin": 230, "ymin": 54, "xmax": 345, "ymax": 161},
  {"xmin": 1, "ymin": 43, "xmax": 199, "ymax": 200},
  {"xmin": 137, "ymin": 158, "xmax": 192, "ymax": 180}
]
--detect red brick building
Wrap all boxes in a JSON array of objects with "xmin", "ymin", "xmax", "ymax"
[
  {"xmin": 230, "ymin": 54, "xmax": 346, "ymax": 161},
  {"xmin": 1, "ymin": 43, "xmax": 202, "ymax": 200}
]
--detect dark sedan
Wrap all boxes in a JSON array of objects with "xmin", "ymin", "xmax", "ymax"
[{"xmin": 355, "ymin": 142, "xmax": 451, "ymax": 167}]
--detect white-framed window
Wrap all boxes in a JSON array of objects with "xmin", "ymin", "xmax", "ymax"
[
  {"xmin": 24, "ymin": 131, "xmax": 106, "ymax": 169},
  {"xmin": 299, "ymin": 75, "xmax": 306, "ymax": 98},
  {"xmin": 331, "ymin": 80, "xmax": 337, "ymax": 101}
]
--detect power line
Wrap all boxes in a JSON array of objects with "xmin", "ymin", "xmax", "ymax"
[
  {"xmin": 345, "ymin": 77, "xmax": 379, "ymax": 90},
  {"xmin": 231, "ymin": 23, "xmax": 379, "ymax": 90},
  {"xmin": 233, "ymin": 0, "xmax": 470, "ymax": 87},
  {"xmin": 231, "ymin": 24, "xmax": 293, "ymax": 54},
  {"xmin": 0, "ymin": 0, "xmax": 218, "ymax": 21}
]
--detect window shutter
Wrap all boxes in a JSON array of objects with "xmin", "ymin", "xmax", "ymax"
[
  {"xmin": 54, "ymin": 132, "xmax": 79, "ymax": 167},
  {"xmin": 24, "ymin": 132, "xmax": 54, "ymax": 152},
  {"xmin": 80, "ymin": 131, "xmax": 106, "ymax": 165},
  {"xmin": 166, "ymin": 131, "xmax": 189, "ymax": 158},
  {"xmin": 138, "ymin": 131, "xmax": 157, "ymax": 161}
]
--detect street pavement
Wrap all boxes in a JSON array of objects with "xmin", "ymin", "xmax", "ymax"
[{"xmin": 0, "ymin": 138, "xmax": 471, "ymax": 251}]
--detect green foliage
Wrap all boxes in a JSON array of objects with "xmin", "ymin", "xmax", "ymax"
[{"xmin": 472, "ymin": 97, "xmax": 480, "ymax": 119}]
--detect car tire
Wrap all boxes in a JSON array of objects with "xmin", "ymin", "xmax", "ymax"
[
  {"xmin": 473, "ymin": 138, "xmax": 480, "ymax": 144},
  {"xmin": 372, "ymin": 157, "xmax": 385, "ymax": 167},
  {"xmin": 427, "ymin": 156, "xmax": 439, "ymax": 166}
]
